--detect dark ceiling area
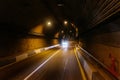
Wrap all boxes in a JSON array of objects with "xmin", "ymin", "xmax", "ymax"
[{"xmin": 0, "ymin": 0, "xmax": 119, "ymax": 37}]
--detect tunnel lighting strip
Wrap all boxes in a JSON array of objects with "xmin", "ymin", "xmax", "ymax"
[
  {"xmin": 74, "ymin": 48, "xmax": 87, "ymax": 80},
  {"xmin": 24, "ymin": 49, "xmax": 61, "ymax": 80}
]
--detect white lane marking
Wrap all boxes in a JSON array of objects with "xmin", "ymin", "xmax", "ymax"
[{"xmin": 24, "ymin": 49, "xmax": 61, "ymax": 80}]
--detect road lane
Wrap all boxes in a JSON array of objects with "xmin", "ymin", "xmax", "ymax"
[
  {"xmin": 0, "ymin": 48, "xmax": 59, "ymax": 80},
  {"xmin": 0, "ymin": 44, "xmax": 83, "ymax": 80},
  {"xmin": 24, "ymin": 49, "xmax": 61, "ymax": 80},
  {"xmin": 27, "ymin": 46, "xmax": 83, "ymax": 80}
]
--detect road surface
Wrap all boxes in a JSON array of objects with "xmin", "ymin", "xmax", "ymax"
[{"xmin": 0, "ymin": 43, "xmax": 83, "ymax": 80}]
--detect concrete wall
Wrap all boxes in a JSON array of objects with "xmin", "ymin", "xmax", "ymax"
[
  {"xmin": 86, "ymin": 37, "xmax": 120, "ymax": 74},
  {"xmin": 83, "ymin": 17, "xmax": 120, "ymax": 76},
  {"xmin": 0, "ymin": 37, "xmax": 59, "ymax": 58}
]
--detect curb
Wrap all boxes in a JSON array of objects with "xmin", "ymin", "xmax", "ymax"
[
  {"xmin": 76, "ymin": 46, "xmax": 105, "ymax": 80},
  {"xmin": 76, "ymin": 45, "xmax": 117, "ymax": 80},
  {"xmin": 0, "ymin": 44, "xmax": 60, "ymax": 67}
]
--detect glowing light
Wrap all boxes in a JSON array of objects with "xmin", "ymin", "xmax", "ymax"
[
  {"xmin": 57, "ymin": 4, "xmax": 64, "ymax": 6},
  {"xmin": 64, "ymin": 20, "xmax": 68, "ymax": 25},
  {"xmin": 70, "ymin": 30, "xmax": 72, "ymax": 33},
  {"xmin": 61, "ymin": 30, "xmax": 64, "ymax": 33},
  {"xmin": 62, "ymin": 40, "xmax": 68, "ymax": 48},
  {"xmin": 47, "ymin": 21, "xmax": 52, "ymax": 26}
]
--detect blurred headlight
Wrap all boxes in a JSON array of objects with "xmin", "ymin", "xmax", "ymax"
[{"xmin": 62, "ymin": 40, "xmax": 68, "ymax": 48}]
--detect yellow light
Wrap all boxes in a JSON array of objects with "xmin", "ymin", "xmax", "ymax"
[
  {"xmin": 47, "ymin": 21, "xmax": 52, "ymax": 26},
  {"xmin": 64, "ymin": 20, "xmax": 68, "ymax": 25}
]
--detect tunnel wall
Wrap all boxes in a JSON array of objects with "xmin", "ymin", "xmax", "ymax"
[
  {"xmin": 82, "ymin": 17, "xmax": 120, "ymax": 76},
  {"xmin": 0, "ymin": 0, "xmax": 50, "ymax": 31},
  {"xmin": 0, "ymin": 37, "xmax": 59, "ymax": 58}
]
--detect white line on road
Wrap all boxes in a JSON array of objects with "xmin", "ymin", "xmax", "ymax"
[{"xmin": 24, "ymin": 49, "xmax": 61, "ymax": 80}]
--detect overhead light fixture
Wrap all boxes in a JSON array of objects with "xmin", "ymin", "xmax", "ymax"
[
  {"xmin": 46, "ymin": 21, "xmax": 52, "ymax": 27},
  {"xmin": 64, "ymin": 20, "xmax": 68, "ymax": 25},
  {"xmin": 57, "ymin": 0, "xmax": 64, "ymax": 6},
  {"xmin": 57, "ymin": 4, "xmax": 64, "ymax": 7},
  {"xmin": 48, "ymin": 21, "xmax": 51, "ymax": 25}
]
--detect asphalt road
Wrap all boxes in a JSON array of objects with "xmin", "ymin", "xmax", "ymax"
[{"xmin": 0, "ymin": 44, "xmax": 83, "ymax": 80}]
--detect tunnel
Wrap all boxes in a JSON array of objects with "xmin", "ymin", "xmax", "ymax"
[{"xmin": 0, "ymin": 0, "xmax": 120, "ymax": 80}]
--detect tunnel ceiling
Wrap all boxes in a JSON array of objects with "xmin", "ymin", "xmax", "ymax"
[{"xmin": 0, "ymin": 0, "xmax": 119, "ymax": 36}]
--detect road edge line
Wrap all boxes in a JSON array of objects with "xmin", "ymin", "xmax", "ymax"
[{"xmin": 74, "ymin": 48, "xmax": 87, "ymax": 80}]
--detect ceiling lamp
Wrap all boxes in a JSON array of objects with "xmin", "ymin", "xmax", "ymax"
[{"xmin": 57, "ymin": 0, "xmax": 64, "ymax": 6}]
